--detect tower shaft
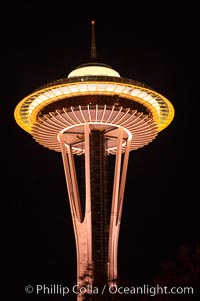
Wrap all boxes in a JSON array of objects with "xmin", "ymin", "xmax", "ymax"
[
  {"xmin": 90, "ymin": 129, "xmax": 110, "ymax": 283},
  {"xmin": 59, "ymin": 125, "xmax": 131, "ymax": 300}
]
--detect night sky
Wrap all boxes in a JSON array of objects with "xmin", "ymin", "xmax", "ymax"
[{"xmin": 2, "ymin": 14, "xmax": 196, "ymax": 300}]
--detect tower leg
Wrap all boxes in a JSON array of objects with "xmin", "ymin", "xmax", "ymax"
[
  {"xmin": 59, "ymin": 129, "xmax": 93, "ymax": 300},
  {"xmin": 108, "ymin": 127, "xmax": 131, "ymax": 286}
]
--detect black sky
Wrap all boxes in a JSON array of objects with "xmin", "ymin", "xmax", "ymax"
[{"xmin": 2, "ymin": 14, "xmax": 195, "ymax": 300}]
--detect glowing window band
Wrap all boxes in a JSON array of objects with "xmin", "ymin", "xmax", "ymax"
[{"xmin": 14, "ymin": 79, "xmax": 174, "ymax": 134}]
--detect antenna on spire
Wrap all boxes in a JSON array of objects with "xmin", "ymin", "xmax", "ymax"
[{"xmin": 91, "ymin": 20, "xmax": 96, "ymax": 61}]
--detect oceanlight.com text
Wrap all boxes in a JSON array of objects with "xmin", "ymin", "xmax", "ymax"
[{"xmin": 25, "ymin": 283, "xmax": 194, "ymax": 297}]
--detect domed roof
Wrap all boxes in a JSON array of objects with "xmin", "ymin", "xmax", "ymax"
[{"xmin": 68, "ymin": 62, "xmax": 120, "ymax": 78}]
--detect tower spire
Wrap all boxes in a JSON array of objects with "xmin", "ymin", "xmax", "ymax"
[{"xmin": 91, "ymin": 20, "xmax": 96, "ymax": 61}]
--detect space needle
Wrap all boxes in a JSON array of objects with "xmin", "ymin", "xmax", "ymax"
[{"xmin": 14, "ymin": 20, "xmax": 174, "ymax": 300}]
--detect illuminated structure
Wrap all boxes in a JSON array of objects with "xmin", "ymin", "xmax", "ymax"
[{"xmin": 14, "ymin": 21, "xmax": 174, "ymax": 299}]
